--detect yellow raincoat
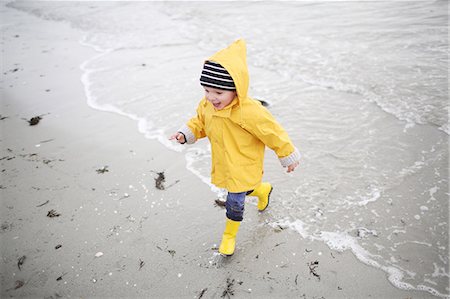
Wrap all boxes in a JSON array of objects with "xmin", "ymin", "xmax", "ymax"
[{"xmin": 181, "ymin": 39, "xmax": 300, "ymax": 192}]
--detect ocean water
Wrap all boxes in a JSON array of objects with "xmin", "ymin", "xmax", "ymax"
[{"xmin": 6, "ymin": 1, "xmax": 449, "ymax": 297}]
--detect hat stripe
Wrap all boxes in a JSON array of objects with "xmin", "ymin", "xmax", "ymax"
[
  {"xmin": 201, "ymin": 73, "xmax": 234, "ymax": 82},
  {"xmin": 204, "ymin": 64, "xmax": 230, "ymax": 74},
  {"xmin": 203, "ymin": 68, "xmax": 232, "ymax": 78},
  {"xmin": 202, "ymin": 70, "xmax": 233, "ymax": 81},
  {"xmin": 200, "ymin": 76, "xmax": 235, "ymax": 87},
  {"xmin": 199, "ymin": 80, "xmax": 237, "ymax": 90},
  {"xmin": 205, "ymin": 61, "xmax": 225, "ymax": 68}
]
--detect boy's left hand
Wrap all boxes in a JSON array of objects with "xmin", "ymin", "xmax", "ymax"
[{"xmin": 287, "ymin": 161, "xmax": 299, "ymax": 173}]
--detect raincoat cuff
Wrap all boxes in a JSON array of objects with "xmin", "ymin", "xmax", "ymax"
[
  {"xmin": 178, "ymin": 124, "xmax": 197, "ymax": 144},
  {"xmin": 279, "ymin": 148, "xmax": 301, "ymax": 167}
]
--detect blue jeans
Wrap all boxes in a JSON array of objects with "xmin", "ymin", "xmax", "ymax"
[{"xmin": 226, "ymin": 192, "xmax": 247, "ymax": 221}]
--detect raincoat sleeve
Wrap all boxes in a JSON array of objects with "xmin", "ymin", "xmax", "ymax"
[
  {"xmin": 178, "ymin": 100, "xmax": 207, "ymax": 144},
  {"xmin": 248, "ymin": 106, "xmax": 301, "ymax": 167}
]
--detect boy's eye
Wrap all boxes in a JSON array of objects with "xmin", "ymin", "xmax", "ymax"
[{"xmin": 217, "ymin": 92, "xmax": 222, "ymax": 95}]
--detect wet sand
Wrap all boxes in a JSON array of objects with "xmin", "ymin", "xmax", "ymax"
[{"xmin": 0, "ymin": 6, "xmax": 437, "ymax": 299}]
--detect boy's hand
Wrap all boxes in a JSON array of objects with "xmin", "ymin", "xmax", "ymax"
[
  {"xmin": 287, "ymin": 161, "xmax": 299, "ymax": 173},
  {"xmin": 169, "ymin": 132, "xmax": 186, "ymax": 144}
]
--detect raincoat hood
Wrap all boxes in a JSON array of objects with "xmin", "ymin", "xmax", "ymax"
[{"xmin": 207, "ymin": 39, "xmax": 249, "ymax": 101}]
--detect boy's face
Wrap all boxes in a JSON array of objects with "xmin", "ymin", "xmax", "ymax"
[{"xmin": 203, "ymin": 86, "xmax": 237, "ymax": 110}]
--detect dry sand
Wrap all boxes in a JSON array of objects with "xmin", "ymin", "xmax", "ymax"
[{"xmin": 1, "ymin": 5, "xmax": 437, "ymax": 299}]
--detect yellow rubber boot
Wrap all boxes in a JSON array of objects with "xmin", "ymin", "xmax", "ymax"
[
  {"xmin": 219, "ymin": 218, "xmax": 241, "ymax": 256},
  {"xmin": 248, "ymin": 182, "xmax": 273, "ymax": 211}
]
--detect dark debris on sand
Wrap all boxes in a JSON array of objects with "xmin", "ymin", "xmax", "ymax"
[
  {"xmin": 221, "ymin": 278, "xmax": 236, "ymax": 298},
  {"xmin": 12, "ymin": 280, "xmax": 24, "ymax": 290},
  {"xmin": 96, "ymin": 166, "xmax": 109, "ymax": 174},
  {"xmin": 23, "ymin": 116, "xmax": 42, "ymax": 126},
  {"xmin": 47, "ymin": 209, "xmax": 61, "ymax": 218},
  {"xmin": 151, "ymin": 170, "xmax": 180, "ymax": 190},
  {"xmin": 139, "ymin": 259, "xmax": 145, "ymax": 270},
  {"xmin": 17, "ymin": 255, "xmax": 26, "ymax": 270},
  {"xmin": 1, "ymin": 221, "xmax": 13, "ymax": 232},
  {"xmin": 220, "ymin": 278, "xmax": 243, "ymax": 298},
  {"xmin": 198, "ymin": 288, "xmax": 208, "ymax": 299},
  {"xmin": 36, "ymin": 200, "xmax": 50, "ymax": 207},
  {"xmin": 307, "ymin": 260, "xmax": 321, "ymax": 281},
  {"xmin": 152, "ymin": 171, "xmax": 166, "ymax": 190},
  {"xmin": 56, "ymin": 272, "xmax": 67, "ymax": 281}
]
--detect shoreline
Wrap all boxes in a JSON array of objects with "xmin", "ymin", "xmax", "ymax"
[{"xmin": 1, "ymin": 4, "xmax": 442, "ymax": 299}]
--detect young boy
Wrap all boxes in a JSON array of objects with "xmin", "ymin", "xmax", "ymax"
[{"xmin": 170, "ymin": 39, "xmax": 300, "ymax": 256}]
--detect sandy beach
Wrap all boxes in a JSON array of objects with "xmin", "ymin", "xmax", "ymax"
[{"xmin": 1, "ymin": 4, "xmax": 445, "ymax": 299}]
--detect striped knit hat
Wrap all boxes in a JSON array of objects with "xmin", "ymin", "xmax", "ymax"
[{"xmin": 200, "ymin": 61, "xmax": 236, "ymax": 90}]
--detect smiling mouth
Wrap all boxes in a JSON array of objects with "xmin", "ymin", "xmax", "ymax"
[{"xmin": 212, "ymin": 102, "xmax": 221, "ymax": 108}]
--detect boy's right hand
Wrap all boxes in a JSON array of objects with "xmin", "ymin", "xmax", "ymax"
[{"xmin": 169, "ymin": 132, "xmax": 186, "ymax": 144}]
